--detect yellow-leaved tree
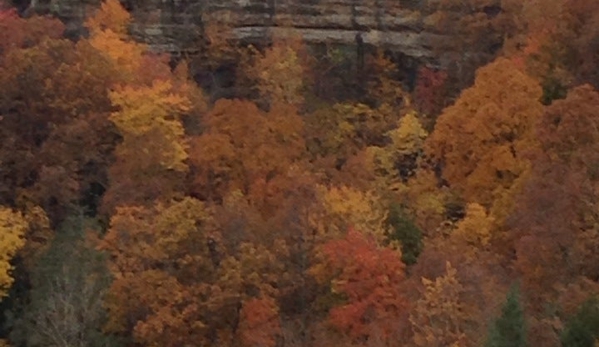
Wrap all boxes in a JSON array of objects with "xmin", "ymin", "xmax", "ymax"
[
  {"xmin": 410, "ymin": 262, "xmax": 468, "ymax": 347},
  {"xmin": 453, "ymin": 203, "xmax": 494, "ymax": 250},
  {"xmin": 0, "ymin": 207, "xmax": 27, "ymax": 298},
  {"xmin": 367, "ymin": 110, "xmax": 429, "ymax": 188},
  {"xmin": 388, "ymin": 111, "xmax": 429, "ymax": 157},
  {"xmin": 85, "ymin": 0, "xmax": 202, "ymax": 214},
  {"xmin": 109, "ymin": 79, "xmax": 190, "ymax": 170},
  {"xmin": 340, "ymin": 110, "xmax": 445, "ymax": 237},
  {"xmin": 305, "ymin": 101, "xmax": 404, "ymax": 176},
  {"xmin": 249, "ymin": 36, "xmax": 308, "ymax": 106},
  {"xmin": 101, "ymin": 79, "xmax": 191, "ymax": 213},
  {"xmin": 309, "ymin": 185, "xmax": 389, "ymax": 244}
]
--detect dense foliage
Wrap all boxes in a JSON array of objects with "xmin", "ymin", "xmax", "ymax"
[{"xmin": 0, "ymin": 0, "xmax": 598, "ymax": 346}]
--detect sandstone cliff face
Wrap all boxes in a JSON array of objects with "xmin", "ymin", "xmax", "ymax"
[{"xmin": 34, "ymin": 0, "xmax": 442, "ymax": 61}]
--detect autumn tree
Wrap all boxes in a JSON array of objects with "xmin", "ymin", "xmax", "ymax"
[
  {"xmin": 363, "ymin": 51, "xmax": 409, "ymax": 109},
  {"xmin": 0, "ymin": 37, "xmax": 119, "ymax": 219},
  {"xmin": 33, "ymin": 109, "xmax": 120, "ymax": 219},
  {"xmin": 99, "ymin": 77, "xmax": 193, "ymax": 214},
  {"xmin": 190, "ymin": 19, "xmax": 250, "ymax": 102},
  {"xmin": 28, "ymin": 40, "xmax": 120, "ymax": 219},
  {"xmin": 307, "ymin": 43, "xmax": 362, "ymax": 101},
  {"xmin": 238, "ymin": 297, "xmax": 281, "ymax": 347},
  {"xmin": 189, "ymin": 99, "xmax": 305, "ymax": 204},
  {"xmin": 101, "ymin": 197, "xmax": 284, "ymax": 346},
  {"xmin": 0, "ymin": 205, "xmax": 53, "ymax": 346},
  {"xmin": 371, "ymin": 112, "xmax": 444, "ymax": 235},
  {"xmin": 85, "ymin": 0, "xmax": 189, "ymax": 88},
  {"xmin": 196, "ymin": 19, "xmax": 238, "ymax": 71},
  {"xmin": 82, "ymin": 0, "xmax": 207, "ymax": 215},
  {"xmin": 0, "ymin": 6, "xmax": 138, "ymax": 223},
  {"xmin": 425, "ymin": 0, "xmax": 520, "ymax": 92},
  {"xmin": 0, "ymin": 8, "xmax": 64, "ymax": 57},
  {"xmin": 304, "ymin": 103, "xmax": 362, "ymax": 165},
  {"xmin": 557, "ymin": 0, "xmax": 599, "ymax": 90},
  {"xmin": 212, "ymin": 169, "xmax": 330, "ymax": 337},
  {"xmin": 101, "ymin": 197, "xmax": 217, "ymax": 346},
  {"xmin": 520, "ymin": 0, "xmax": 599, "ymax": 92},
  {"xmin": 508, "ymin": 85, "xmax": 599, "ymax": 308},
  {"xmin": 246, "ymin": 36, "xmax": 309, "ymax": 106},
  {"xmin": 516, "ymin": 32, "xmax": 571, "ymax": 105},
  {"xmin": 369, "ymin": 110, "xmax": 429, "ymax": 185},
  {"xmin": 13, "ymin": 204, "xmax": 53, "ymax": 272},
  {"xmin": 501, "ymin": 0, "xmax": 571, "ymax": 104},
  {"xmin": 85, "ymin": 0, "xmax": 130, "ymax": 36},
  {"xmin": 311, "ymin": 229, "xmax": 409, "ymax": 342},
  {"xmin": 409, "ymin": 238, "xmax": 507, "ymax": 347},
  {"xmin": 426, "ymin": 57, "xmax": 543, "ymax": 210},
  {"xmin": 305, "ymin": 101, "xmax": 407, "ymax": 176},
  {"xmin": 84, "ymin": 0, "xmax": 145, "ymax": 83},
  {"xmin": 0, "ymin": 208, "xmax": 26, "ymax": 299},
  {"xmin": 393, "ymin": 168, "xmax": 449, "ymax": 234},
  {"xmin": 452, "ymin": 202, "xmax": 494, "ymax": 256},
  {"xmin": 409, "ymin": 261, "xmax": 468, "ymax": 347},
  {"xmin": 309, "ymin": 185, "xmax": 389, "ymax": 244},
  {"xmin": 413, "ymin": 66, "xmax": 449, "ymax": 128}
]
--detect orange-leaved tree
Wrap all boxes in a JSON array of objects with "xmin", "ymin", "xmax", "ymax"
[
  {"xmin": 189, "ymin": 99, "xmax": 305, "ymax": 203},
  {"xmin": 238, "ymin": 297, "xmax": 281, "ymax": 347},
  {"xmin": 426, "ymin": 57, "xmax": 543, "ymax": 213},
  {"xmin": 84, "ymin": 0, "xmax": 145, "ymax": 83},
  {"xmin": 101, "ymin": 197, "xmax": 285, "ymax": 346},
  {"xmin": 0, "ymin": 17, "xmax": 121, "ymax": 222}
]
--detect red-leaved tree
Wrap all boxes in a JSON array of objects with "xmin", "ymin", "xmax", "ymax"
[{"xmin": 317, "ymin": 228, "xmax": 410, "ymax": 341}]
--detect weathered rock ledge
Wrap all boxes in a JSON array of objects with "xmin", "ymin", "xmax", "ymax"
[{"xmin": 34, "ymin": 0, "xmax": 444, "ymax": 60}]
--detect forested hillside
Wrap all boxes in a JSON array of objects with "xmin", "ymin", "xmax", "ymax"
[{"xmin": 1, "ymin": 0, "xmax": 599, "ymax": 346}]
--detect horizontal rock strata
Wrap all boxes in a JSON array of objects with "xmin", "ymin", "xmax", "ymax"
[{"xmin": 34, "ymin": 0, "xmax": 444, "ymax": 60}]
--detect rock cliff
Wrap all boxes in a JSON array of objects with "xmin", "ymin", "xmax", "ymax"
[{"xmin": 26, "ymin": 0, "xmax": 443, "ymax": 61}]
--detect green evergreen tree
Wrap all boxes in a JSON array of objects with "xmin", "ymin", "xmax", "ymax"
[
  {"xmin": 485, "ymin": 284, "xmax": 526, "ymax": 347},
  {"xmin": 561, "ymin": 297, "xmax": 599, "ymax": 347},
  {"xmin": 385, "ymin": 202, "xmax": 423, "ymax": 265}
]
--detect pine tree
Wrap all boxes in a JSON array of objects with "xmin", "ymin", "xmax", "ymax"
[
  {"xmin": 385, "ymin": 202, "xmax": 422, "ymax": 265},
  {"xmin": 561, "ymin": 297, "xmax": 599, "ymax": 347},
  {"xmin": 485, "ymin": 285, "xmax": 526, "ymax": 347}
]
